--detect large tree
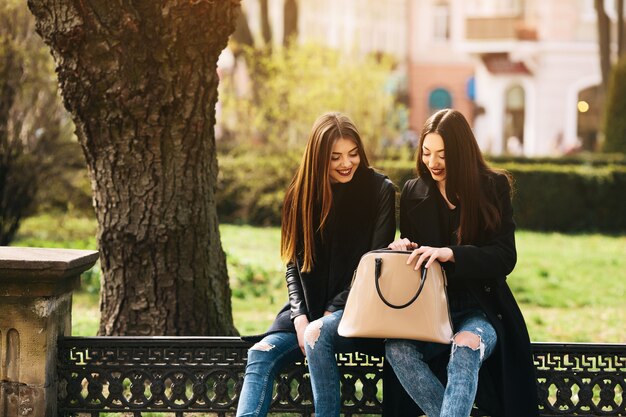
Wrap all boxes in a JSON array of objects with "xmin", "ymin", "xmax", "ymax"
[{"xmin": 27, "ymin": 0, "xmax": 240, "ymax": 336}]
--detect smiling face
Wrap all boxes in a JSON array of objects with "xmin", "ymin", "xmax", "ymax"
[
  {"xmin": 328, "ymin": 137, "xmax": 360, "ymax": 184},
  {"xmin": 422, "ymin": 132, "xmax": 446, "ymax": 186}
]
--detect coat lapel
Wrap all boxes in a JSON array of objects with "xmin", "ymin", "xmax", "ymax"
[{"xmin": 402, "ymin": 178, "xmax": 445, "ymax": 247}]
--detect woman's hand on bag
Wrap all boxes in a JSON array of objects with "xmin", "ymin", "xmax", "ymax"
[
  {"xmin": 294, "ymin": 315, "xmax": 310, "ymax": 356},
  {"xmin": 407, "ymin": 246, "xmax": 455, "ymax": 270},
  {"xmin": 388, "ymin": 238, "xmax": 418, "ymax": 251}
]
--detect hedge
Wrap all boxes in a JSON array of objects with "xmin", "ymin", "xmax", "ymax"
[{"xmin": 216, "ymin": 156, "xmax": 626, "ymax": 233}]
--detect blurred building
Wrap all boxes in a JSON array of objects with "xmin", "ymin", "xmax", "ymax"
[
  {"xmin": 238, "ymin": 0, "xmax": 611, "ymax": 156},
  {"xmin": 461, "ymin": 0, "xmax": 601, "ymax": 155}
]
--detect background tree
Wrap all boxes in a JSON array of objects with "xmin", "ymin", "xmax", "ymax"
[
  {"xmin": 0, "ymin": 0, "xmax": 82, "ymax": 244},
  {"xmin": 27, "ymin": 0, "xmax": 239, "ymax": 336},
  {"xmin": 219, "ymin": 43, "xmax": 400, "ymax": 157},
  {"xmin": 231, "ymin": 0, "xmax": 298, "ymax": 51},
  {"xmin": 595, "ymin": 0, "xmax": 612, "ymax": 93},
  {"xmin": 619, "ymin": 0, "xmax": 625, "ymax": 57},
  {"xmin": 603, "ymin": 54, "xmax": 626, "ymax": 153},
  {"xmin": 283, "ymin": 0, "xmax": 298, "ymax": 46},
  {"xmin": 595, "ymin": 0, "xmax": 625, "ymax": 151}
]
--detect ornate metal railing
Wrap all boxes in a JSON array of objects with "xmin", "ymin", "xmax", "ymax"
[{"xmin": 57, "ymin": 337, "xmax": 625, "ymax": 416}]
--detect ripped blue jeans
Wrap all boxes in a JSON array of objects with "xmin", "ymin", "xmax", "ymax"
[
  {"xmin": 236, "ymin": 310, "xmax": 358, "ymax": 417},
  {"xmin": 385, "ymin": 309, "xmax": 497, "ymax": 417},
  {"xmin": 236, "ymin": 331, "xmax": 302, "ymax": 417}
]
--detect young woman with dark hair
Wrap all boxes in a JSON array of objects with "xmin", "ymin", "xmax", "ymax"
[
  {"xmin": 236, "ymin": 112, "xmax": 397, "ymax": 417},
  {"xmin": 386, "ymin": 109, "xmax": 539, "ymax": 417}
]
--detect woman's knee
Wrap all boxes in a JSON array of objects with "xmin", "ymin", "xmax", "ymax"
[
  {"xmin": 453, "ymin": 331, "xmax": 481, "ymax": 349},
  {"xmin": 246, "ymin": 337, "xmax": 294, "ymax": 370},
  {"xmin": 450, "ymin": 331, "xmax": 487, "ymax": 362},
  {"xmin": 304, "ymin": 317, "xmax": 337, "ymax": 351},
  {"xmin": 246, "ymin": 341, "xmax": 277, "ymax": 368}
]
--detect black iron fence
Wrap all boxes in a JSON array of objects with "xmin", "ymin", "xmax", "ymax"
[{"xmin": 57, "ymin": 337, "xmax": 625, "ymax": 416}]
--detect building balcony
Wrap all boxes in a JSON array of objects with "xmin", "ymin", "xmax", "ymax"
[{"xmin": 466, "ymin": 16, "xmax": 537, "ymax": 41}]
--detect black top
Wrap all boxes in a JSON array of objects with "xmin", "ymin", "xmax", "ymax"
[
  {"xmin": 434, "ymin": 188, "xmax": 477, "ymax": 309},
  {"xmin": 435, "ymin": 189, "xmax": 460, "ymax": 247}
]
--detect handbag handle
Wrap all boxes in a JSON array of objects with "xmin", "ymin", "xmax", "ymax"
[{"xmin": 374, "ymin": 257, "xmax": 428, "ymax": 309}]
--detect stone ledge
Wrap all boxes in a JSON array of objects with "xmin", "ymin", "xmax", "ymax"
[{"xmin": 0, "ymin": 247, "xmax": 99, "ymax": 297}]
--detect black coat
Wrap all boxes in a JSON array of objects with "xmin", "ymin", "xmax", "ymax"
[{"xmin": 397, "ymin": 174, "xmax": 539, "ymax": 417}]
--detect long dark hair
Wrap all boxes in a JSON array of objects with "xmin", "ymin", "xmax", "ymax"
[
  {"xmin": 417, "ymin": 109, "xmax": 511, "ymax": 244},
  {"xmin": 281, "ymin": 112, "xmax": 369, "ymax": 272}
]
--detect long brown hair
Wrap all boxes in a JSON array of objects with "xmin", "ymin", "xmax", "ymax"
[
  {"xmin": 417, "ymin": 109, "xmax": 510, "ymax": 244},
  {"xmin": 281, "ymin": 112, "xmax": 369, "ymax": 271}
]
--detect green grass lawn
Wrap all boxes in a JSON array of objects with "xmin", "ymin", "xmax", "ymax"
[{"xmin": 12, "ymin": 214, "xmax": 626, "ymax": 342}]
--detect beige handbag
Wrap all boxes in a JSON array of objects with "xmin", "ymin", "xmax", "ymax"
[{"xmin": 338, "ymin": 249, "xmax": 453, "ymax": 344}]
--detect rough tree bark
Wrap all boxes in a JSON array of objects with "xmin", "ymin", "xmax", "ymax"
[{"xmin": 27, "ymin": 0, "xmax": 240, "ymax": 336}]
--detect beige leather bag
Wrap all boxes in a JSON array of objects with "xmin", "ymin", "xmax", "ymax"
[{"xmin": 338, "ymin": 249, "xmax": 453, "ymax": 344}]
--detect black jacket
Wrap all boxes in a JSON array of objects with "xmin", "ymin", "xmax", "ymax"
[
  {"xmin": 265, "ymin": 166, "xmax": 396, "ymax": 335},
  {"xmin": 397, "ymin": 174, "xmax": 539, "ymax": 417}
]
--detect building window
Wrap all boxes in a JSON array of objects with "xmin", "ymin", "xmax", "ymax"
[
  {"xmin": 433, "ymin": 2, "xmax": 450, "ymax": 41},
  {"xmin": 429, "ymin": 88, "xmax": 453, "ymax": 114}
]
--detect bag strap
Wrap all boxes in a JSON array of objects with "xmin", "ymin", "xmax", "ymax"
[{"xmin": 374, "ymin": 257, "xmax": 428, "ymax": 309}]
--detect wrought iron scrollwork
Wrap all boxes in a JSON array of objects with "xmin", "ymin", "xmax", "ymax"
[
  {"xmin": 57, "ymin": 337, "xmax": 625, "ymax": 416},
  {"xmin": 533, "ymin": 343, "xmax": 625, "ymax": 416}
]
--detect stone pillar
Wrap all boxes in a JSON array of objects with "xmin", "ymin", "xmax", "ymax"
[{"xmin": 0, "ymin": 247, "xmax": 99, "ymax": 417}]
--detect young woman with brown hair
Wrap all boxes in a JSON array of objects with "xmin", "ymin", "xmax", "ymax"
[
  {"xmin": 236, "ymin": 112, "xmax": 396, "ymax": 417},
  {"xmin": 386, "ymin": 109, "xmax": 539, "ymax": 417}
]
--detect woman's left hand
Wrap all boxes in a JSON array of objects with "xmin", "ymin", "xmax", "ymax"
[{"xmin": 407, "ymin": 246, "xmax": 454, "ymax": 270}]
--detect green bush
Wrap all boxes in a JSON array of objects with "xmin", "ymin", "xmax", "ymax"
[
  {"xmin": 503, "ymin": 163, "xmax": 626, "ymax": 232},
  {"xmin": 603, "ymin": 54, "xmax": 626, "ymax": 154},
  {"xmin": 217, "ymin": 153, "xmax": 299, "ymax": 225},
  {"xmin": 216, "ymin": 155, "xmax": 626, "ymax": 233},
  {"xmin": 378, "ymin": 160, "xmax": 626, "ymax": 233},
  {"xmin": 487, "ymin": 153, "xmax": 626, "ymax": 166}
]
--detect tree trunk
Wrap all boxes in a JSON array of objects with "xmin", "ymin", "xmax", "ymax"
[
  {"xmin": 233, "ymin": 6, "xmax": 255, "ymax": 52},
  {"xmin": 595, "ymin": 0, "xmax": 612, "ymax": 92},
  {"xmin": 283, "ymin": 0, "xmax": 298, "ymax": 47},
  {"xmin": 618, "ymin": 0, "xmax": 625, "ymax": 58},
  {"xmin": 260, "ymin": 0, "xmax": 272, "ymax": 46},
  {"xmin": 27, "ymin": 0, "xmax": 239, "ymax": 336}
]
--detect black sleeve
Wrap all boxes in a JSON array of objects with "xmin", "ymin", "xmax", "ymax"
[
  {"xmin": 326, "ymin": 178, "xmax": 397, "ymax": 312},
  {"xmin": 448, "ymin": 175, "xmax": 517, "ymax": 285},
  {"xmin": 370, "ymin": 178, "xmax": 397, "ymax": 249},
  {"xmin": 286, "ymin": 262, "xmax": 308, "ymax": 320}
]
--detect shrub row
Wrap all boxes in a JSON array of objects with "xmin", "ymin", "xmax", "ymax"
[
  {"xmin": 217, "ymin": 156, "xmax": 626, "ymax": 233},
  {"xmin": 486, "ymin": 153, "xmax": 626, "ymax": 166}
]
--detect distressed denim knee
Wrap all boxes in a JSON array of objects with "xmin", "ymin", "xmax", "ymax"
[
  {"xmin": 439, "ymin": 311, "xmax": 498, "ymax": 417},
  {"xmin": 236, "ymin": 332, "xmax": 301, "ymax": 417},
  {"xmin": 451, "ymin": 331, "xmax": 485, "ymax": 361},
  {"xmin": 303, "ymin": 310, "xmax": 344, "ymax": 417},
  {"xmin": 304, "ymin": 313, "xmax": 340, "ymax": 352}
]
